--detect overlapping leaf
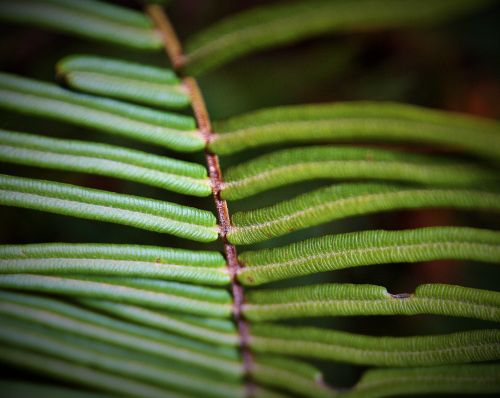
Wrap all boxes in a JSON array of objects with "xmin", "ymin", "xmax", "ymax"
[
  {"xmin": 0, "ymin": 72, "xmax": 203, "ymax": 152},
  {"xmin": 0, "ymin": 129, "xmax": 211, "ymax": 196},
  {"xmin": 57, "ymin": 55, "xmax": 190, "ymax": 109}
]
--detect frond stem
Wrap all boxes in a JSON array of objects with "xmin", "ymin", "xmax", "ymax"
[{"xmin": 146, "ymin": 5, "xmax": 254, "ymax": 396}]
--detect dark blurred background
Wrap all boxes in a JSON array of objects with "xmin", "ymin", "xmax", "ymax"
[{"xmin": 0, "ymin": 0, "xmax": 499, "ymax": 391}]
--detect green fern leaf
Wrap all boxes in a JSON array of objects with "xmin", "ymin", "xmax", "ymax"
[
  {"xmin": 251, "ymin": 324, "xmax": 500, "ymax": 366},
  {"xmin": 229, "ymin": 184, "xmax": 500, "ymax": 244},
  {"xmin": 0, "ymin": 129, "xmax": 211, "ymax": 196},
  {"xmin": 185, "ymin": 0, "xmax": 491, "ymax": 75},
  {"xmin": 57, "ymin": 55, "xmax": 190, "ymax": 109},
  {"xmin": 223, "ymin": 146, "xmax": 498, "ymax": 200},
  {"xmin": 0, "ymin": 0, "xmax": 162, "ymax": 49},
  {"xmin": 0, "ymin": 73, "xmax": 203, "ymax": 152},
  {"xmin": 211, "ymin": 102, "xmax": 500, "ymax": 159},
  {"xmin": 244, "ymin": 283, "xmax": 500, "ymax": 322},
  {"xmin": 0, "ymin": 174, "xmax": 218, "ymax": 241},
  {"xmin": 238, "ymin": 227, "xmax": 500, "ymax": 285}
]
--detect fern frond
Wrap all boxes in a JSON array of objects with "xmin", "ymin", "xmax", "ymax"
[
  {"xmin": 0, "ymin": 73, "xmax": 203, "ymax": 152},
  {"xmin": 250, "ymin": 324, "xmax": 500, "ymax": 366},
  {"xmin": 0, "ymin": 243, "xmax": 228, "ymax": 285},
  {"xmin": 344, "ymin": 364, "xmax": 500, "ymax": 398},
  {"xmin": 1, "ymin": 2, "xmax": 499, "ymax": 396},
  {"xmin": 222, "ymin": 146, "xmax": 498, "ymax": 200},
  {"xmin": 57, "ymin": 55, "xmax": 190, "ymax": 109},
  {"xmin": 81, "ymin": 300, "xmax": 239, "ymax": 346},
  {"xmin": 229, "ymin": 184, "xmax": 500, "ymax": 244},
  {"xmin": 0, "ymin": 291, "xmax": 237, "ymax": 359},
  {"xmin": 0, "ymin": 0, "xmax": 162, "ymax": 49},
  {"xmin": 0, "ymin": 257, "xmax": 228, "ymax": 285},
  {"xmin": 73, "ymin": 277, "xmax": 231, "ymax": 304},
  {"xmin": 252, "ymin": 354, "xmax": 332, "ymax": 398},
  {"xmin": 184, "ymin": 0, "xmax": 490, "ymax": 75},
  {"xmin": 0, "ymin": 291, "xmax": 240, "ymax": 373},
  {"xmin": 0, "ymin": 318, "xmax": 244, "ymax": 398},
  {"xmin": 0, "ymin": 380, "xmax": 115, "ymax": 398},
  {"xmin": 0, "ymin": 346, "xmax": 181, "ymax": 398},
  {"xmin": 1, "ymin": 72, "xmax": 195, "ymax": 129},
  {"xmin": 0, "ymin": 129, "xmax": 211, "ymax": 197},
  {"xmin": 58, "ymin": 54, "xmax": 179, "ymax": 84},
  {"xmin": 244, "ymin": 283, "xmax": 500, "ymax": 322},
  {"xmin": 252, "ymin": 387, "xmax": 289, "ymax": 398},
  {"xmin": 253, "ymin": 360, "xmax": 500, "ymax": 398},
  {"xmin": 0, "ymin": 275, "xmax": 231, "ymax": 316},
  {"xmin": 0, "ymin": 174, "xmax": 218, "ymax": 241},
  {"xmin": 238, "ymin": 227, "xmax": 500, "ymax": 285},
  {"xmin": 210, "ymin": 102, "xmax": 500, "ymax": 158}
]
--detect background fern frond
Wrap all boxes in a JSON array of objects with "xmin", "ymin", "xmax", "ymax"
[
  {"xmin": 0, "ymin": 0, "xmax": 162, "ymax": 49},
  {"xmin": 184, "ymin": 0, "xmax": 492, "ymax": 75}
]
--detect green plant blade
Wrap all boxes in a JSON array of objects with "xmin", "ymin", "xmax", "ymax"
[
  {"xmin": 0, "ymin": 346, "xmax": 180, "ymax": 398},
  {"xmin": 58, "ymin": 54, "xmax": 179, "ymax": 84},
  {"xmin": 0, "ymin": 0, "xmax": 162, "ymax": 50},
  {"xmin": 0, "ymin": 291, "xmax": 240, "ymax": 374},
  {"xmin": 0, "ymin": 129, "xmax": 211, "ymax": 197},
  {"xmin": 0, "ymin": 243, "xmax": 228, "ymax": 286},
  {"xmin": 251, "ymin": 324, "xmax": 500, "ymax": 367},
  {"xmin": 70, "ymin": 277, "xmax": 231, "ymax": 304},
  {"xmin": 0, "ymin": 318, "xmax": 244, "ymax": 398},
  {"xmin": 238, "ymin": 227, "xmax": 500, "ymax": 285},
  {"xmin": 0, "ymin": 174, "xmax": 218, "ymax": 242},
  {"xmin": 0, "ymin": 72, "xmax": 195, "ymax": 129},
  {"xmin": 40, "ymin": 0, "xmax": 154, "ymax": 28},
  {"xmin": 252, "ymin": 354, "xmax": 333, "ymax": 398},
  {"xmin": 0, "ymin": 242, "xmax": 225, "ymax": 266},
  {"xmin": 60, "ymin": 71, "xmax": 189, "ymax": 109},
  {"xmin": 229, "ymin": 183, "xmax": 500, "ymax": 244},
  {"xmin": 184, "ymin": 0, "xmax": 491, "ymax": 75},
  {"xmin": 244, "ymin": 283, "xmax": 500, "ymax": 322},
  {"xmin": 343, "ymin": 364, "xmax": 500, "ymax": 398},
  {"xmin": 81, "ymin": 300, "xmax": 239, "ymax": 346},
  {"xmin": 58, "ymin": 55, "xmax": 189, "ymax": 109},
  {"xmin": 0, "ymin": 73, "xmax": 203, "ymax": 152},
  {"xmin": 0, "ymin": 257, "xmax": 228, "ymax": 285},
  {"xmin": 222, "ymin": 146, "xmax": 498, "ymax": 200},
  {"xmin": 0, "ymin": 380, "xmax": 115, "ymax": 398},
  {"xmin": 0, "ymin": 275, "xmax": 231, "ymax": 317},
  {"xmin": 210, "ymin": 102, "xmax": 500, "ymax": 159},
  {"xmin": 0, "ymin": 290, "xmax": 238, "ymax": 361}
]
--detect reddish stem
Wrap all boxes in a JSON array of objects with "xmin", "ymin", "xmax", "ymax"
[{"xmin": 146, "ymin": 4, "xmax": 254, "ymax": 396}]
